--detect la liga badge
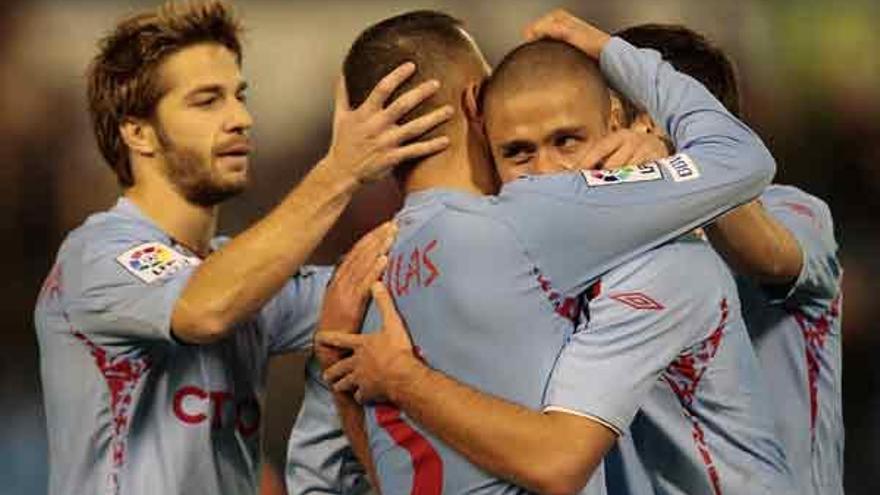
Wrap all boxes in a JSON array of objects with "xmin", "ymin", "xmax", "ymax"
[{"xmin": 116, "ymin": 242, "xmax": 198, "ymax": 284}]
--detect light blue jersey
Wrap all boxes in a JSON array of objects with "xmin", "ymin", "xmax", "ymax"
[
  {"xmin": 549, "ymin": 236, "xmax": 794, "ymax": 495},
  {"xmin": 35, "ymin": 197, "xmax": 332, "ymax": 495},
  {"xmin": 287, "ymin": 37, "xmax": 775, "ymax": 495},
  {"xmin": 736, "ymin": 185, "xmax": 843, "ymax": 495}
]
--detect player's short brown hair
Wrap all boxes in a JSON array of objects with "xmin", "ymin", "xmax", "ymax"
[
  {"xmin": 343, "ymin": 10, "xmax": 486, "ymax": 181},
  {"xmin": 87, "ymin": 1, "xmax": 243, "ymax": 187},
  {"xmin": 614, "ymin": 24, "xmax": 741, "ymax": 121}
]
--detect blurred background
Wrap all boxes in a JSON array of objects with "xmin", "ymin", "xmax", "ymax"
[{"xmin": 1, "ymin": 0, "xmax": 877, "ymax": 493}]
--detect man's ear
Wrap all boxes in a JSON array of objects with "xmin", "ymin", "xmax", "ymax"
[
  {"xmin": 608, "ymin": 93, "xmax": 626, "ymax": 132},
  {"xmin": 462, "ymin": 79, "xmax": 485, "ymax": 126},
  {"xmin": 119, "ymin": 117, "xmax": 159, "ymax": 157},
  {"xmin": 630, "ymin": 112, "xmax": 659, "ymax": 135}
]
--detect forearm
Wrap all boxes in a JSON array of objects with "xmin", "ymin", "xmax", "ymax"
[
  {"xmin": 706, "ymin": 200, "xmax": 803, "ymax": 284},
  {"xmin": 172, "ymin": 160, "xmax": 357, "ymax": 343},
  {"xmin": 600, "ymin": 37, "xmax": 774, "ymax": 197},
  {"xmin": 332, "ymin": 392, "xmax": 380, "ymax": 493},
  {"xmin": 390, "ymin": 358, "xmax": 605, "ymax": 494}
]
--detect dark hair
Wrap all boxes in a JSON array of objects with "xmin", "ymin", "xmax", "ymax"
[
  {"xmin": 343, "ymin": 10, "xmax": 485, "ymax": 179},
  {"xmin": 87, "ymin": 1, "xmax": 243, "ymax": 186},
  {"xmin": 343, "ymin": 10, "xmax": 473, "ymax": 109},
  {"xmin": 615, "ymin": 24, "xmax": 741, "ymax": 118}
]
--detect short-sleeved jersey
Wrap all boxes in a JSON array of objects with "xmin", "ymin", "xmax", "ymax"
[
  {"xmin": 286, "ymin": 37, "xmax": 776, "ymax": 494},
  {"xmin": 35, "ymin": 197, "xmax": 332, "ymax": 495},
  {"xmin": 546, "ymin": 235, "xmax": 794, "ymax": 495},
  {"xmin": 735, "ymin": 185, "xmax": 843, "ymax": 495}
]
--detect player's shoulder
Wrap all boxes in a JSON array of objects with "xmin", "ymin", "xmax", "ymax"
[
  {"xmin": 762, "ymin": 185, "xmax": 834, "ymax": 222},
  {"xmin": 400, "ymin": 191, "xmax": 525, "ymax": 247},
  {"xmin": 62, "ymin": 200, "xmax": 166, "ymax": 258},
  {"xmin": 603, "ymin": 235, "xmax": 730, "ymax": 297}
]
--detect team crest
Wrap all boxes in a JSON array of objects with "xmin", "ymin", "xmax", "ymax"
[
  {"xmin": 116, "ymin": 242, "xmax": 198, "ymax": 284},
  {"xmin": 582, "ymin": 163, "xmax": 663, "ymax": 187}
]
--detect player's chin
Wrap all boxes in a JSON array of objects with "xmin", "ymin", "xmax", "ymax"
[{"xmin": 215, "ymin": 154, "xmax": 250, "ymax": 175}]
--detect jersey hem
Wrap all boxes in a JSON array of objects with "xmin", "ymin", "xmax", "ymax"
[{"xmin": 542, "ymin": 405, "xmax": 623, "ymax": 436}]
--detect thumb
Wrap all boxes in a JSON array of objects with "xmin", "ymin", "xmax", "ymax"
[{"xmin": 334, "ymin": 73, "xmax": 351, "ymax": 114}]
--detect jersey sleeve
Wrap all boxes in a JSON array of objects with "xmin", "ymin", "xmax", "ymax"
[
  {"xmin": 542, "ymin": 243, "xmax": 727, "ymax": 433},
  {"xmin": 262, "ymin": 265, "xmax": 334, "ymax": 355},
  {"xmin": 61, "ymin": 227, "xmax": 197, "ymax": 347},
  {"xmin": 496, "ymin": 37, "xmax": 775, "ymax": 297},
  {"xmin": 759, "ymin": 186, "xmax": 841, "ymax": 314},
  {"xmin": 286, "ymin": 357, "xmax": 372, "ymax": 495}
]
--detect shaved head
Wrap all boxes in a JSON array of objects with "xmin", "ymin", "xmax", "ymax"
[
  {"xmin": 482, "ymin": 39, "xmax": 611, "ymax": 120},
  {"xmin": 481, "ymin": 40, "xmax": 621, "ymax": 183}
]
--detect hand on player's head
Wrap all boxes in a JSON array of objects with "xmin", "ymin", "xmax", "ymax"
[
  {"xmin": 327, "ymin": 62, "xmax": 454, "ymax": 184},
  {"xmin": 523, "ymin": 9, "xmax": 612, "ymax": 59}
]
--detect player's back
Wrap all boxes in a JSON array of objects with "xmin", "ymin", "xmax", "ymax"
[
  {"xmin": 361, "ymin": 189, "xmax": 591, "ymax": 494},
  {"xmin": 735, "ymin": 185, "xmax": 843, "ymax": 495},
  {"xmin": 576, "ymin": 235, "xmax": 794, "ymax": 494}
]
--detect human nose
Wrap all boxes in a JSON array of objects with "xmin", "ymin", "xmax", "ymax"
[
  {"xmin": 226, "ymin": 99, "xmax": 253, "ymax": 134},
  {"xmin": 534, "ymin": 148, "xmax": 572, "ymax": 175}
]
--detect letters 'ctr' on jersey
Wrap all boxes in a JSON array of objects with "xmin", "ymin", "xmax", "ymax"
[{"xmin": 35, "ymin": 198, "xmax": 332, "ymax": 495}]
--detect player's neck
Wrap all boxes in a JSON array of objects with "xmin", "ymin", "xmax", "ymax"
[
  {"xmin": 125, "ymin": 174, "xmax": 218, "ymax": 257},
  {"xmin": 403, "ymin": 125, "xmax": 497, "ymax": 196}
]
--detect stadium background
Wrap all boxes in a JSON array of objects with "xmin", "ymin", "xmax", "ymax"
[{"xmin": 1, "ymin": 0, "xmax": 877, "ymax": 493}]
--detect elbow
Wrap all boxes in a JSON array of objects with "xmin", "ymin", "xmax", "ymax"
[
  {"xmin": 170, "ymin": 304, "xmax": 232, "ymax": 344},
  {"xmin": 747, "ymin": 140, "xmax": 776, "ymax": 191},
  {"xmin": 519, "ymin": 455, "xmax": 593, "ymax": 495}
]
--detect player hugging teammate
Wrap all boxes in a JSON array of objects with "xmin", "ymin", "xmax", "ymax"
[{"xmin": 36, "ymin": 2, "xmax": 842, "ymax": 495}]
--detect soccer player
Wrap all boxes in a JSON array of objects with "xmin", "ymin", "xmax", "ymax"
[
  {"xmin": 292, "ymin": 9, "xmax": 782, "ymax": 494},
  {"xmin": 33, "ymin": 1, "xmax": 453, "ymax": 493},
  {"xmin": 317, "ymin": 14, "xmax": 793, "ymax": 495},
  {"xmin": 609, "ymin": 24, "xmax": 843, "ymax": 495}
]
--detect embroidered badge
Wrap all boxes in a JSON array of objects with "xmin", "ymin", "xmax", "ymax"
[
  {"xmin": 116, "ymin": 242, "xmax": 198, "ymax": 284},
  {"xmin": 582, "ymin": 163, "xmax": 663, "ymax": 186}
]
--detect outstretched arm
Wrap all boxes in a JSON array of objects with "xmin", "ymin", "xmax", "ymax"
[{"xmin": 172, "ymin": 64, "xmax": 453, "ymax": 344}]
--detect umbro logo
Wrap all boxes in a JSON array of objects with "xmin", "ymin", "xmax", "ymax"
[{"xmin": 609, "ymin": 292, "xmax": 665, "ymax": 311}]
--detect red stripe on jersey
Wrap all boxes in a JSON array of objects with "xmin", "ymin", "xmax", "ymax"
[
  {"xmin": 375, "ymin": 404, "xmax": 443, "ymax": 495},
  {"xmin": 68, "ymin": 317, "xmax": 151, "ymax": 495},
  {"xmin": 662, "ymin": 298, "xmax": 729, "ymax": 495},
  {"xmin": 535, "ymin": 271, "xmax": 582, "ymax": 324},
  {"xmin": 791, "ymin": 294, "xmax": 841, "ymax": 436}
]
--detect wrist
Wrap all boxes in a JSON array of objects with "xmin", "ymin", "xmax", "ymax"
[
  {"xmin": 312, "ymin": 155, "xmax": 361, "ymax": 195},
  {"xmin": 386, "ymin": 352, "xmax": 431, "ymax": 405},
  {"xmin": 570, "ymin": 30, "xmax": 611, "ymax": 59}
]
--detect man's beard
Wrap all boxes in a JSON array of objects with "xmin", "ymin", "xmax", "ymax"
[{"xmin": 157, "ymin": 128, "xmax": 247, "ymax": 207}]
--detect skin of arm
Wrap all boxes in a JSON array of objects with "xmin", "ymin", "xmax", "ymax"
[
  {"xmin": 311, "ymin": 223, "xmax": 399, "ymax": 491},
  {"xmin": 581, "ymin": 126, "xmax": 801, "ymax": 286},
  {"xmin": 171, "ymin": 64, "xmax": 454, "ymax": 344},
  {"xmin": 705, "ymin": 199, "xmax": 803, "ymax": 285},
  {"xmin": 319, "ymin": 283, "xmax": 616, "ymax": 495}
]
